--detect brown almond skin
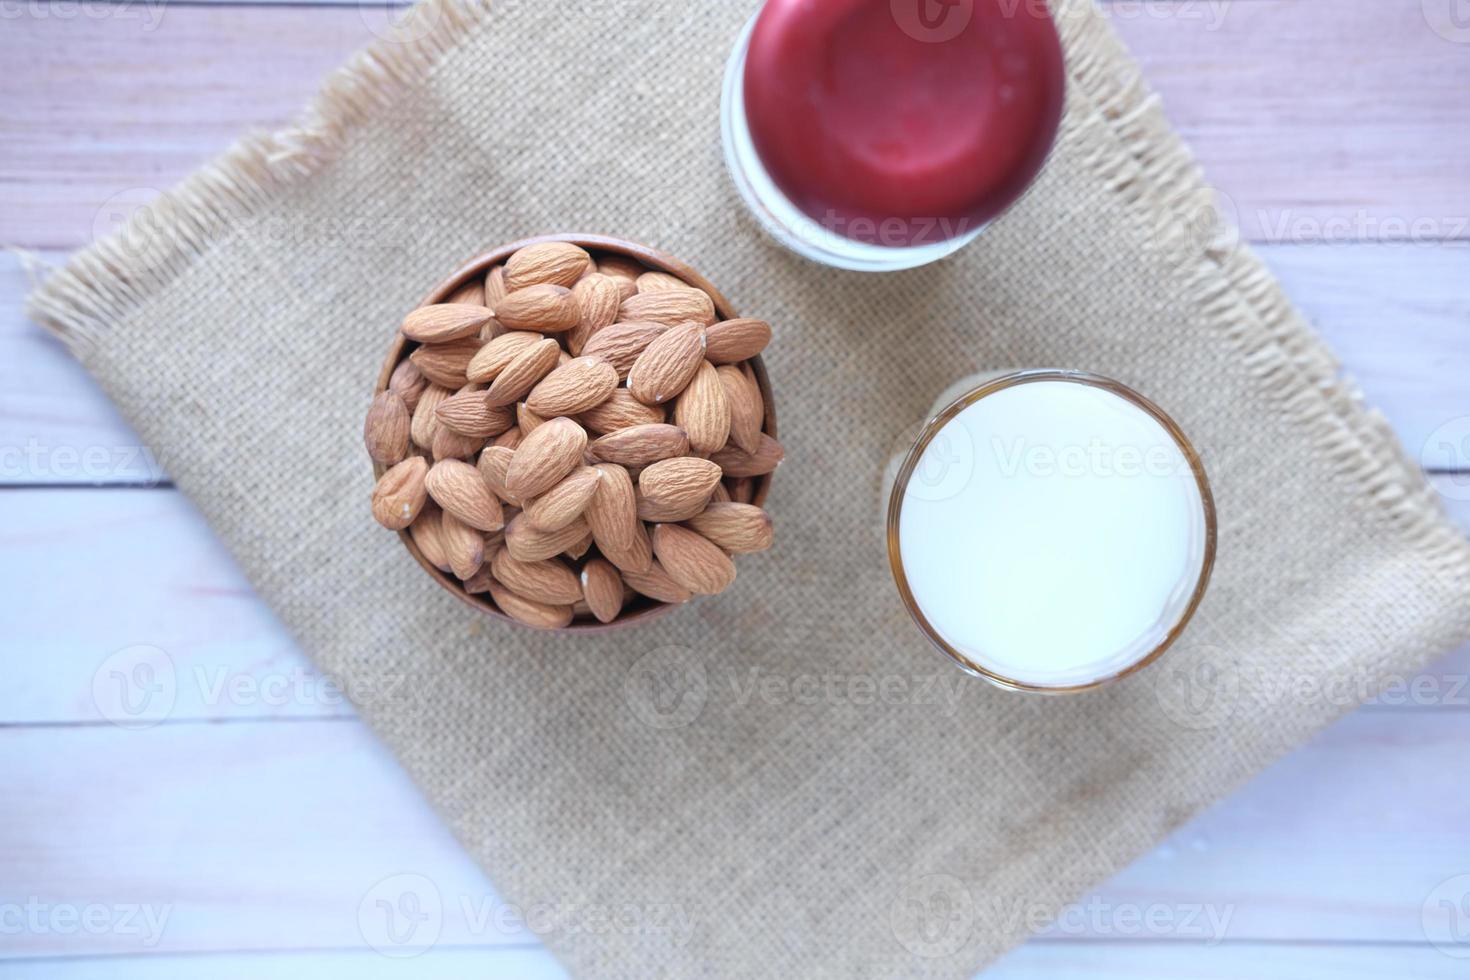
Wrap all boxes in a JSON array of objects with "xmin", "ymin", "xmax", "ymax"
[
  {"xmin": 435, "ymin": 389, "xmax": 513, "ymax": 438},
  {"xmin": 410, "ymin": 384, "xmax": 452, "ymax": 450},
  {"xmin": 371, "ymin": 456, "xmax": 429, "ymax": 530},
  {"xmin": 704, "ymin": 318, "xmax": 772, "ymax": 364},
  {"xmin": 627, "ymin": 322, "xmax": 706, "ymax": 405},
  {"xmin": 365, "ymin": 391, "xmax": 411, "ymax": 465},
  {"xmin": 503, "ymin": 513, "xmax": 590, "ymax": 562},
  {"xmin": 466, "ymin": 330, "xmax": 543, "ymax": 383},
  {"xmin": 494, "ymin": 284, "xmax": 580, "ymax": 332},
  {"xmin": 493, "ymin": 427, "xmax": 523, "ymax": 450},
  {"xmin": 635, "ymin": 270, "xmax": 688, "ymax": 293},
  {"xmin": 563, "ymin": 530, "xmax": 594, "ymax": 561},
  {"xmin": 524, "ymin": 356, "xmax": 618, "ymax": 416},
  {"xmin": 409, "ymin": 507, "xmax": 451, "ymax": 571},
  {"xmin": 685, "ymin": 502, "xmax": 773, "ymax": 553},
  {"xmin": 409, "ymin": 337, "xmax": 483, "ymax": 388},
  {"xmin": 523, "ymin": 465, "xmax": 602, "ymax": 532},
  {"xmin": 502, "ymin": 242, "xmax": 592, "ymax": 292},
  {"xmin": 710, "ymin": 433, "xmax": 784, "ymax": 477},
  {"xmin": 505, "ymin": 416, "xmax": 589, "ymax": 500},
  {"xmin": 717, "ymin": 364, "xmax": 763, "ymax": 454},
  {"xmin": 651, "ymin": 523, "xmax": 737, "ymax": 595},
  {"xmin": 673, "ymin": 360, "xmax": 731, "ymax": 453},
  {"xmin": 447, "ymin": 277, "xmax": 486, "ymax": 308},
  {"xmin": 580, "ymin": 558, "xmax": 625, "ymax": 623},
  {"xmin": 487, "ymin": 580, "xmax": 574, "ymax": 629},
  {"xmin": 491, "ymin": 551, "xmax": 583, "ymax": 605},
  {"xmin": 580, "ymin": 321, "xmax": 668, "ymax": 379},
  {"xmin": 638, "ymin": 457, "xmax": 722, "ymax": 522},
  {"xmin": 484, "ymin": 265, "xmax": 508, "ymax": 305},
  {"xmin": 622, "ymin": 560, "xmax": 693, "ymax": 604},
  {"xmin": 584, "ymin": 463, "xmax": 652, "ymax": 573},
  {"xmin": 485, "ymin": 338, "xmax": 561, "ymax": 407},
  {"xmin": 726, "ymin": 476, "xmax": 755, "ymax": 503},
  {"xmin": 430, "ymin": 424, "xmax": 485, "ymax": 461},
  {"xmin": 568, "ymin": 273, "xmax": 624, "ymax": 355},
  {"xmin": 425, "ymin": 458, "xmax": 505, "ymax": 531},
  {"xmin": 440, "ymin": 510, "xmax": 487, "ymax": 580},
  {"xmin": 578, "ymin": 389, "xmax": 666, "ymax": 434},
  {"xmin": 401, "ymin": 303, "xmax": 495, "ymax": 343},
  {"xmin": 516, "ymin": 402, "xmax": 547, "ymax": 436},
  {"xmin": 619, "ymin": 287, "xmax": 716, "ymax": 327},
  {"xmin": 598, "ymin": 254, "xmax": 645, "ymax": 282},
  {"xmin": 476, "ymin": 445, "xmax": 521, "ymax": 506},
  {"xmin": 389, "ymin": 359, "xmax": 427, "ymax": 412},
  {"xmin": 588, "ymin": 423, "xmax": 689, "ymax": 468}
]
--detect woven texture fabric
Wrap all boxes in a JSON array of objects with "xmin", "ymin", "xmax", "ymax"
[{"xmin": 31, "ymin": 0, "xmax": 1470, "ymax": 976}]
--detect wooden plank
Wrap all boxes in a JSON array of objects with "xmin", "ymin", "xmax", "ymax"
[
  {"xmin": 3, "ymin": 710, "xmax": 1470, "ymax": 957},
  {"xmin": 2, "ymin": 2, "xmax": 1468, "ymax": 248},
  {"xmin": 0, "ymin": 942, "xmax": 1457, "ymax": 979},
  {"xmin": 8, "ymin": 244, "xmax": 1468, "ymax": 485}
]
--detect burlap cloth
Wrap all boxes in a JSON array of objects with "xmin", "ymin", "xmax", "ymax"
[{"xmin": 29, "ymin": 0, "xmax": 1470, "ymax": 975}]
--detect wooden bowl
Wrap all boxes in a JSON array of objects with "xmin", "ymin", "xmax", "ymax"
[{"xmin": 372, "ymin": 234, "xmax": 778, "ymax": 632}]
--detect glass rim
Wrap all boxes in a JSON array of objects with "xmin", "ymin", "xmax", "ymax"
[{"xmin": 886, "ymin": 369, "xmax": 1219, "ymax": 694}]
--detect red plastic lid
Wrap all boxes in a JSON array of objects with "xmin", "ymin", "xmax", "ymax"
[{"xmin": 743, "ymin": 0, "xmax": 1065, "ymax": 247}]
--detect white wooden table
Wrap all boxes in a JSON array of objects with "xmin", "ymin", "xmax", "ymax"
[{"xmin": 2, "ymin": 1, "xmax": 1469, "ymax": 976}]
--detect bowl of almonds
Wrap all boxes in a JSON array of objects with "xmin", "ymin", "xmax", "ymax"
[{"xmin": 365, "ymin": 234, "xmax": 781, "ymax": 630}]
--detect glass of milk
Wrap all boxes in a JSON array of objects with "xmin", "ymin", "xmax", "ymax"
[{"xmin": 887, "ymin": 370, "xmax": 1217, "ymax": 693}]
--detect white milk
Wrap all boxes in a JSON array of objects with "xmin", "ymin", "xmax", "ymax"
[{"xmin": 892, "ymin": 378, "xmax": 1210, "ymax": 690}]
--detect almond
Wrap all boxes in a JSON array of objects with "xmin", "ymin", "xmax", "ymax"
[
  {"xmin": 516, "ymin": 402, "xmax": 546, "ymax": 437},
  {"xmin": 431, "ymin": 424, "xmax": 485, "ymax": 461},
  {"xmin": 484, "ymin": 264, "xmax": 508, "ymax": 306},
  {"xmin": 627, "ymin": 322, "xmax": 706, "ymax": 405},
  {"xmin": 371, "ymin": 456, "xmax": 429, "ymax": 529},
  {"xmin": 425, "ymin": 458, "xmax": 505, "ymax": 531},
  {"xmin": 440, "ymin": 510, "xmax": 486, "ymax": 580},
  {"xmin": 476, "ymin": 445, "xmax": 521, "ymax": 506},
  {"xmin": 506, "ymin": 416, "xmax": 588, "ymax": 500},
  {"xmin": 578, "ymin": 389, "xmax": 666, "ymax": 434},
  {"xmin": 493, "ymin": 427, "xmax": 523, "ymax": 450},
  {"xmin": 446, "ymin": 278, "xmax": 485, "ymax": 307},
  {"xmin": 710, "ymin": 433, "xmax": 784, "ymax": 477},
  {"xmin": 718, "ymin": 364, "xmax": 764, "ymax": 454},
  {"xmin": 567, "ymin": 273, "xmax": 623, "ymax": 355},
  {"xmin": 503, "ymin": 242, "xmax": 592, "ymax": 292},
  {"xmin": 686, "ymin": 501, "xmax": 773, "ymax": 553},
  {"xmin": 726, "ymin": 476, "xmax": 755, "ymax": 503},
  {"xmin": 491, "ymin": 550, "xmax": 583, "ymax": 605},
  {"xmin": 467, "ymin": 330, "xmax": 543, "ymax": 383},
  {"xmin": 523, "ymin": 465, "xmax": 601, "ymax": 532},
  {"xmin": 435, "ymin": 389, "xmax": 513, "ymax": 438},
  {"xmin": 401, "ymin": 303, "xmax": 495, "ymax": 343},
  {"xmin": 711, "ymin": 481, "xmax": 732, "ymax": 504},
  {"xmin": 504, "ymin": 512, "xmax": 590, "ymax": 562},
  {"xmin": 589, "ymin": 423, "xmax": 689, "ymax": 468},
  {"xmin": 494, "ymin": 284, "xmax": 580, "ymax": 333},
  {"xmin": 620, "ymin": 287, "xmax": 716, "ymax": 327},
  {"xmin": 365, "ymin": 391, "xmax": 411, "ymax": 465},
  {"xmin": 704, "ymin": 318, "xmax": 772, "ymax": 364},
  {"xmin": 563, "ymin": 529, "xmax": 594, "ymax": 561},
  {"xmin": 487, "ymin": 579, "xmax": 573, "ymax": 629},
  {"xmin": 409, "ymin": 507, "xmax": 451, "ymax": 571},
  {"xmin": 580, "ymin": 321, "xmax": 668, "ymax": 380},
  {"xmin": 584, "ymin": 462, "xmax": 651, "ymax": 573},
  {"xmin": 410, "ymin": 337, "xmax": 483, "ymax": 388},
  {"xmin": 651, "ymin": 523, "xmax": 736, "ymax": 595},
  {"xmin": 597, "ymin": 254, "xmax": 645, "ymax": 282},
  {"xmin": 410, "ymin": 384, "xmax": 452, "ymax": 450},
  {"xmin": 637, "ymin": 457, "xmax": 722, "ymax": 522},
  {"xmin": 579, "ymin": 558, "xmax": 624, "ymax": 623},
  {"xmin": 635, "ymin": 270, "xmax": 689, "ymax": 293},
  {"xmin": 485, "ymin": 337, "xmax": 561, "ymax": 407},
  {"xmin": 524, "ymin": 356, "xmax": 618, "ymax": 416},
  {"xmin": 673, "ymin": 360, "xmax": 730, "ymax": 453},
  {"xmin": 389, "ymin": 358, "xmax": 428, "ymax": 411},
  {"xmin": 462, "ymin": 565, "xmax": 495, "ymax": 594},
  {"xmin": 622, "ymin": 560, "xmax": 693, "ymax": 604}
]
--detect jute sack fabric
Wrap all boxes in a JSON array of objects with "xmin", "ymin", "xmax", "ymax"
[{"xmin": 30, "ymin": 0, "xmax": 1470, "ymax": 975}]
